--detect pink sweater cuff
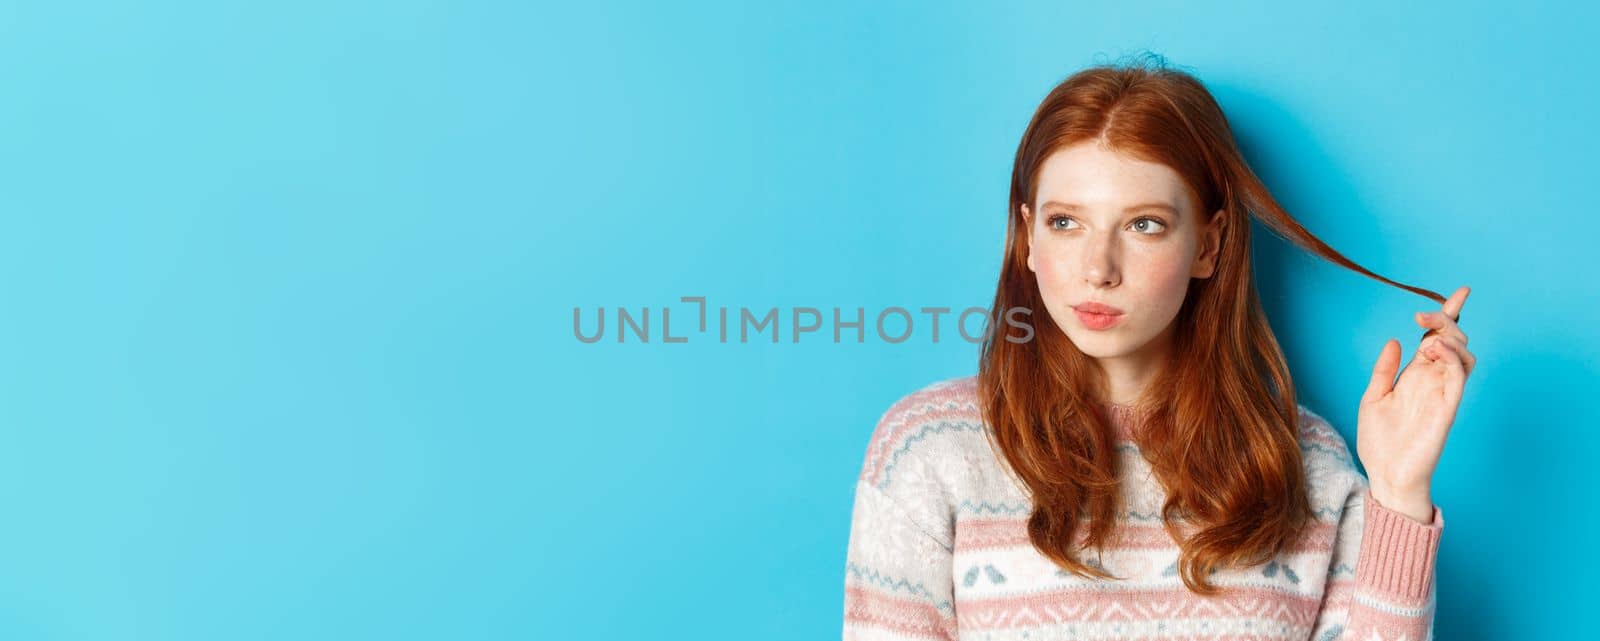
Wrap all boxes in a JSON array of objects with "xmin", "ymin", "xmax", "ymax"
[{"xmin": 1354, "ymin": 488, "xmax": 1444, "ymax": 603}]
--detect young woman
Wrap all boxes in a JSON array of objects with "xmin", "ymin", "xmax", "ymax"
[{"xmin": 843, "ymin": 56, "xmax": 1474, "ymax": 641}]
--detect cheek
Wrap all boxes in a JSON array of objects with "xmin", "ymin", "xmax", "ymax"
[
  {"xmin": 1032, "ymin": 250, "xmax": 1070, "ymax": 298},
  {"xmin": 1143, "ymin": 253, "xmax": 1193, "ymax": 287},
  {"xmin": 1033, "ymin": 251, "xmax": 1060, "ymax": 283},
  {"xmin": 1136, "ymin": 253, "xmax": 1197, "ymax": 311}
]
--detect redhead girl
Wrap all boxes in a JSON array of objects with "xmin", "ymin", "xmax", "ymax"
[{"xmin": 843, "ymin": 56, "xmax": 1473, "ymax": 641}]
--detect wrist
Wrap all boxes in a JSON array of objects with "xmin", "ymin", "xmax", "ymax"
[{"xmin": 1368, "ymin": 481, "xmax": 1434, "ymax": 524}]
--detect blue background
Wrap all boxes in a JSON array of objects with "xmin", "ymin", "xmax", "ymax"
[{"xmin": 2, "ymin": 1, "xmax": 1594, "ymax": 638}]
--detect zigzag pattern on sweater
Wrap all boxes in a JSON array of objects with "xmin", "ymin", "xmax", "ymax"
[
  {"xmin": 873, "ymin": 417, "xmax": 984, "ymax": 491},
  {"xmin": 845, "ymin": 561, "xmax": 954, "ymax": 613}
]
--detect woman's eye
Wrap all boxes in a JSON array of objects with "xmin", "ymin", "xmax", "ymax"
[
  {"xmin": 1047, "ymin": 215, "xmax": 1077, "ymax": 231},
  {"xmin": 1130, "ymin": 217, "xmax": 1167, "ymax": 234}
]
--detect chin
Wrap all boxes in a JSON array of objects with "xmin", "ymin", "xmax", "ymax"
[
  {"xmin": 1062, "ymin": 331, "xmax": 1118, "ymax": 358},
  {"xmin": 1063, "ymin": 326, "xmax": 1150, "ymax": 360}
]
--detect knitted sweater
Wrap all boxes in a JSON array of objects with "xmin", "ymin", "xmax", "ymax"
[{"xmin": 842, "ymin": 375, "xmax": 1443, "ymax": 641}]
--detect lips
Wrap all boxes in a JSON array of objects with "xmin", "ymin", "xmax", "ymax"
[{"xmin": 1072, "ymin": 302, "xmax": 1125, "ymax": 330}]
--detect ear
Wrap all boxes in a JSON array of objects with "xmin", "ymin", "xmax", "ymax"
[
  {"xmin": 1192, "ymin": 209, "xmax": 1225, "ymax": 278},
  {"xmin": 1020, "ymin": 203, "xmax": 1036, "ymax": 273}
]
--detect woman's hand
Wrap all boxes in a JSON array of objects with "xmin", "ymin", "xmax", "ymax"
[{"xmin": 1356, "ymin": 286, "xmax": 1475, "ymax": 523}]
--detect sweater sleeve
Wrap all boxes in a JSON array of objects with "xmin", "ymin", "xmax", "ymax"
[
  {"xmin": 1308, "ymin": 474, "xmax": 1445, "ymax": 641},
  {"xmin": 842, "ymin": 387, "xmax": 961, "ymax": 641},
  {"xmin": 841, "ymin": 479, "xmax": 959, "ymax": 640}
]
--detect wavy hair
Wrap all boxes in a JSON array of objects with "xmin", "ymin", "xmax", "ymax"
[{"xmin": 976, "ymin": 54, "xmax": 1446, "ymax": 595}]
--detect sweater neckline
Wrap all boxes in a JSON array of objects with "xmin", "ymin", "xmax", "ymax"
[{"xmin": 1100, "ymin": 401, "xmax": 1152, "ymax": 441}]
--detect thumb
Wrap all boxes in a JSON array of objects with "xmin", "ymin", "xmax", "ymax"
[{"xmin": 1362, "ymin": 338, "xmax": 1401, "ymax": 404}]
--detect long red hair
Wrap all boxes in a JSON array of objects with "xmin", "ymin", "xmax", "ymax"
[{"xmin": 977, "ymin": 55, "xmax": 1446, "ymax": 595}]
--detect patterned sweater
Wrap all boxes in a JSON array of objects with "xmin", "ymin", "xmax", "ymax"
[{"xmin": 842, "ymin": 375, "xmax": 1444, "ymax": 641}]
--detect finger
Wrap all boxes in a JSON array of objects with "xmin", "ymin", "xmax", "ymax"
[
  {"xmin": 1441, "ymin": 286, "xmax": 1470, "ymax": 322},
  {"xmin": 1416, "ymin": 340, "xmax": 1467, "ymax": 435},
  {"xmin": 1363, "ymin": 338, "xmax": 1402, "ymax": 404},
  {"xmin": 1426, "ymin": 336, "xmax": 1467, "ymax": 407},
  {"xmin": 1427, "ymin": 334, "xmax": 1476, "ymax": 377},
  {"xmin": 1422, "ymin": 335, "xmax": 1467, "ymax": 380},
  {"xmin": 1416, "ymin": 310, "xmax": 1468, "ymax": 346}
]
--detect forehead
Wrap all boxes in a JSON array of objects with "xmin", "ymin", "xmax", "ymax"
[{"xmin": 1034, "ymin": 143, "xmax": 1191, "ymax": 212}]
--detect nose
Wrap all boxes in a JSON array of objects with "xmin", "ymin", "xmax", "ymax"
[{"xmin": 1080, "ymin": 231, "xmax": 1120, "ymax": 289}]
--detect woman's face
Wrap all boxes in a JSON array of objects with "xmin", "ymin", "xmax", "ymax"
[{"xmin": 1020, "ymin": 142, "xmax": 1224, "ymax": 364}]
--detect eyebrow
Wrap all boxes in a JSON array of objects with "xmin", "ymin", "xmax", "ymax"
[{"xmin": 1041, "ymin": 201, "xmax": 1180, "ymax": 216}]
